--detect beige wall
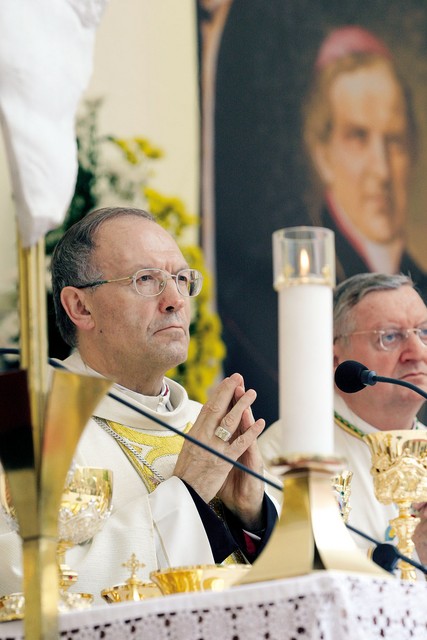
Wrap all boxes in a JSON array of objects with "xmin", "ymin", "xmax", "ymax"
[{"xmin": 0, "ymin": 0, "xmax": 199, "ymax": 317}]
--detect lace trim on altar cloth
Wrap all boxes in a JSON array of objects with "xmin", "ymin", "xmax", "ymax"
[{"xmin": 1, "ymin": 571, "xmax": 427, "ymax": 640}]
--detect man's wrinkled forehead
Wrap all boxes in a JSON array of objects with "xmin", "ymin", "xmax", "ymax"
[
  {"xmin": 351, "ymin": 286, "xmax": 427, "ymax": 326},
  {"xmin": 93, "ymin": 216, "xmax": 184, "ymax": 263}
]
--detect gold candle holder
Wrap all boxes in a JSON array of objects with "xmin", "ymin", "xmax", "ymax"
[
  {"xmin": 363, "ymin": 430, "xmax": 427, "ymax": 580},
  {"xmin": 237, "ymin": 456, "xmax": 388, "ymax": 586}
]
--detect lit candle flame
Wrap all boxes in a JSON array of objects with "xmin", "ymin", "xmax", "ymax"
[{"xmin": 300, "ymin": 249, "xmax": 310, "ymax": 277}]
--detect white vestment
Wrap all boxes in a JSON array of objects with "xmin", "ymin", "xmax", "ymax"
[{"xmin": 0, "ymin": 352, "xmax": 220, "ymax": 603}]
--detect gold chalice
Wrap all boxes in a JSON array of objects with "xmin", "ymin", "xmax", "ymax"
[
  {"xmin": 0, "ymin": 465, "xmax": 113, "ymax": 615},
  {"xmin": 363, "ymin": 431, "xmax": 427, "ymax": 580}
]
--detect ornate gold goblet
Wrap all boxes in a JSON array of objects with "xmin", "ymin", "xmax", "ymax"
[
  {"xmin": 0, "ymin": 465, "xmax": 113, "ymax": 615},
  {"xmin": 363, "ymin": 430, "xmax": 427, "ymax": 580}
]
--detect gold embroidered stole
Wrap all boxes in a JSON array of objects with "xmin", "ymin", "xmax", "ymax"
[
  {"xmin": 334, "ymin": 411, "xmax": 422, "ymax": 441},
  {"xmin": 334, "ymin": 412, "xmax": 365, "ymax": 441},
  {"xmin": 102, "ymin": 419, "xmax": 246, "ymax": 565},
  {"xmin": 105, "ymin": 419, "xmax": 192, "ymax": 492}
]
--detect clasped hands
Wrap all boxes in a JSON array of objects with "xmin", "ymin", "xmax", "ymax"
[{"xmin": 173, "ymin": 373, "xmax": 266, "ymax": 531}]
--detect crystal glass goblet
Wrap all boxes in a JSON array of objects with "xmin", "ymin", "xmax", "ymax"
[{"xmin": 0, "ymin": 464, "xmax": 113, "ymax": 615}]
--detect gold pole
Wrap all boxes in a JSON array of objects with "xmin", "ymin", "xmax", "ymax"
[
  {"xmin": 16, "ymin": 235, "xmax": 57, "ymax": 639},
  {"xmin": 18, "ymin": 236, "xmax": 48, "ymax": 474}
]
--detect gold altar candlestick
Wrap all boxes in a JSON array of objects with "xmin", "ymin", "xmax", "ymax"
[
  {"xmin": 0, "ymin": 236, "xmax": 112, "ymax": 639},
  {"xmin": 237, "ymin": 227, "xmax": 388, "ymax": 585}
]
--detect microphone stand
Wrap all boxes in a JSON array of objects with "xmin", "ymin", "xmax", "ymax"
[{"xmin": 371, "ymin": 374, "xmax": 427, "ymax": 400}]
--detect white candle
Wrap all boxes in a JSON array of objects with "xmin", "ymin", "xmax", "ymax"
[
  {"xmin": 278, "ymin": 284, "xmax": 334, "ymax": 455},
  {"xmin": 273, "ymin": 226, "xmax": 335, "ymax": 457}
]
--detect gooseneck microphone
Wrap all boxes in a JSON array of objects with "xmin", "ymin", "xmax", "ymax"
[{"xmin": 335, "ymin": 360, "xmax": 427, "ymax": 401}]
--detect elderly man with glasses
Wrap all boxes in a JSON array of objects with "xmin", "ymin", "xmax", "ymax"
[
  {"xmin": 0, "ymin": 207, "xmax": 276, "ymax": 602},
  {"xmin": 260, "ymin": 272, "xmax": 427, "ymax": 570}
]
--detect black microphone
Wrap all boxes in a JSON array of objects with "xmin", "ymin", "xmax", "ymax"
[
  {"xmin": 371, "ymin": 543, "xmax": 400, "ymax": 573},
  {"xmin": 334, "ymin": 360, "xmax": 375, "ymax": 392},
  {"xmin": 335, "ymin": 360, "xmax": 427, "ymax": 401},
  {"xmin": 346, "ymin": 522, "xmax": 427, "ymax": 575}
]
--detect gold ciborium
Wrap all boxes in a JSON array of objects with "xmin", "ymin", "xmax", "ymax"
[
  {"xmin": 101, "ymin": 554, "xmax": 162, "ymax": 603},
  {"xmin": 0, "ymin": 465, "xmax": 113, "ymax": 615},
  {"xmin": 150, "ymin": 564, "xmax": 252, "ymax": 595},
  {"xmin": 363, "ymin": 430, "xmax": 427, "ymax": 580}
]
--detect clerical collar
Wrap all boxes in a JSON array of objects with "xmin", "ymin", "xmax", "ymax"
[
  {"xmin": 76, "ymin": 358, "xmax": 174, "ymax": 413},
  {"xmin": 115, "ymin": 381, "xmax": 173, "ymax": 414}
]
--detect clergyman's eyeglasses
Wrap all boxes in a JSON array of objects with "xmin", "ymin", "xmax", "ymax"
[
  {"xmin": 335, "ymin": 327, "xmax": 427, "ymax": 351},
  {"xmin": 75, "ymin": 268, "xmax": 203, "ymax": 298}
]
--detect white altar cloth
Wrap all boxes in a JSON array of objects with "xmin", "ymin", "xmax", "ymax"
[{"xmin": 1, "ymin": 570, "xmax": 426, "ymax": 640}]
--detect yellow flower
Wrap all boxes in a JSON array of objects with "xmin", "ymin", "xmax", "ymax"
[
  {"xmin": 134, "ymin": 137, "xmax": 163, "ymax": 159},
  {"xmin": 110, "ymin": 138, "xmax": 139, "ymax": 165},
  {"xmin": 144, "ymin": 187, "xmax": 197, "ymax": 238}
]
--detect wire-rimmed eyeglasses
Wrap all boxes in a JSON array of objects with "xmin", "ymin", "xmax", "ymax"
[
  {"xmin": 74, "ymin": 268, "xmax": 203, "ymax": 298},
  {"xmin": 334, "ymin": 327, "xmax": 427, "ymax": 351}
]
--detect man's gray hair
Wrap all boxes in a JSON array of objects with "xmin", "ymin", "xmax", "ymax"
[
  {"xmin": 334, "ymin": 272, "xmax": 415, "ymax": 339},
  {"xmin": 51, "ymin": 206, "xmax": 156, "ymax": 348}
]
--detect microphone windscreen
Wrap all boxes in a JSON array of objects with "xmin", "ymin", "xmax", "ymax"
[
  {"xmin": 334, "ymin": 360, "xmax": 369, "ymax": 393},
  {"xmin": 371, "ymin": 543, "xmax": 400, "ymax": 573}
]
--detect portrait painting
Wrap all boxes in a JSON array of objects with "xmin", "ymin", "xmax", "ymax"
[{"xmin": 197, "ymin": 0, "xmax": 427, "ymax": 426}]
